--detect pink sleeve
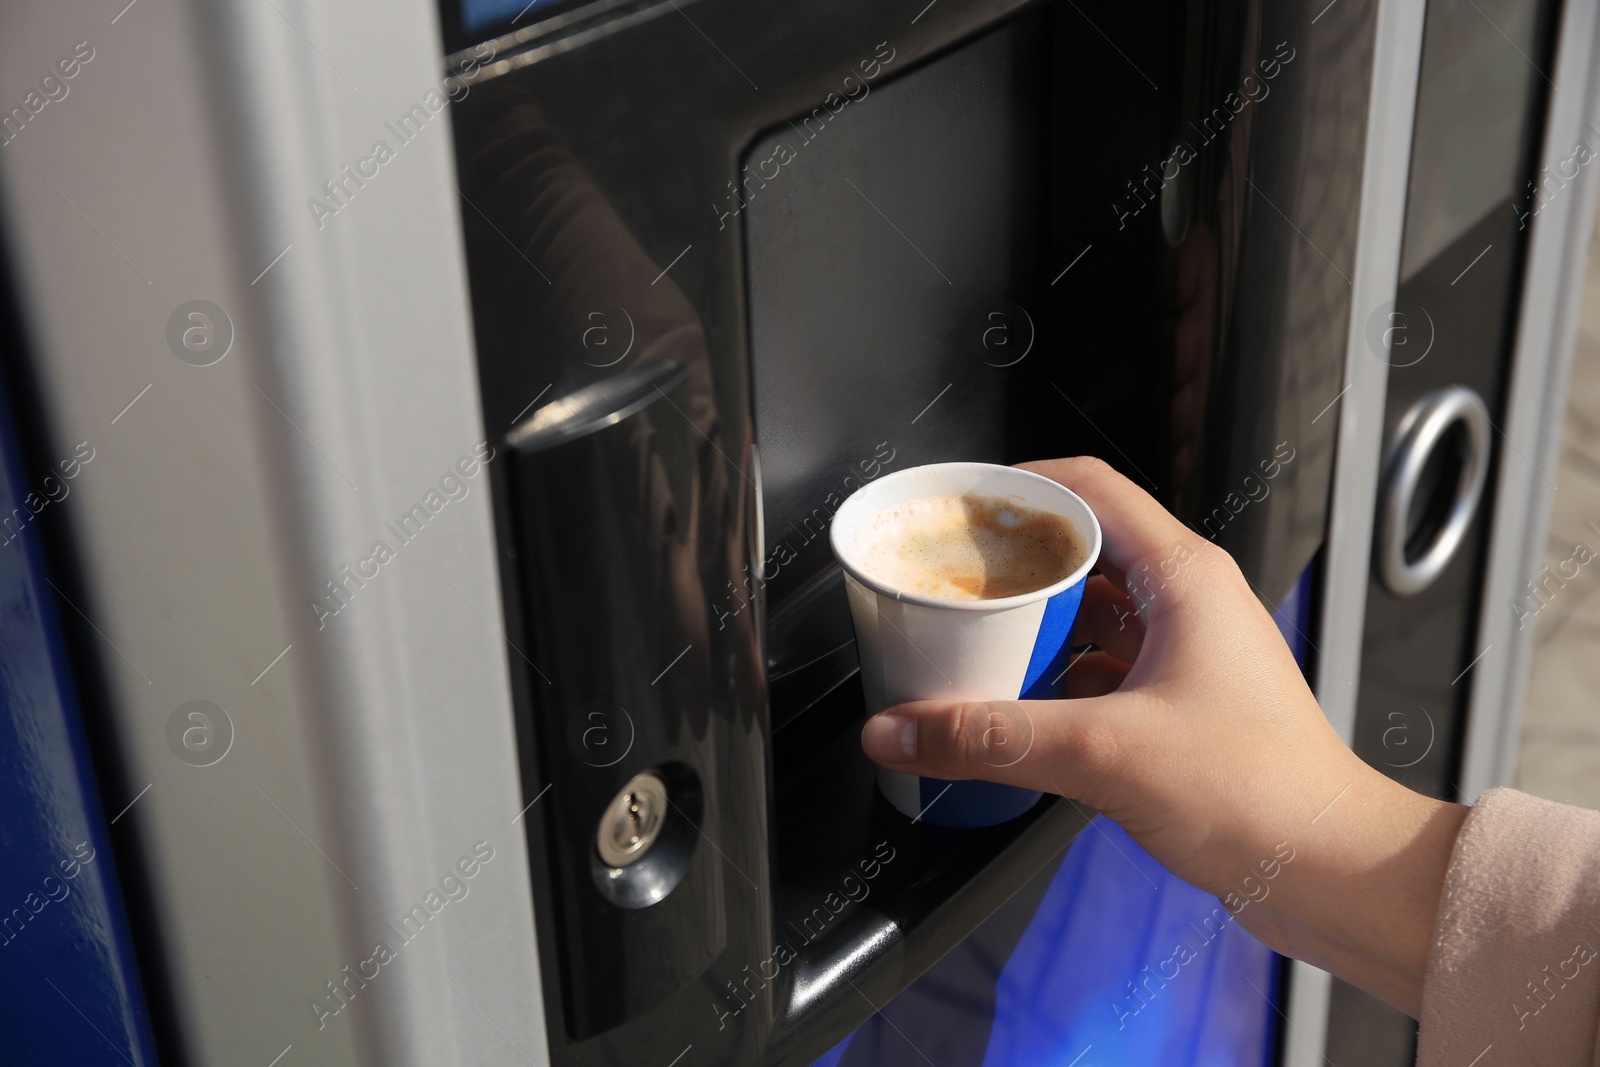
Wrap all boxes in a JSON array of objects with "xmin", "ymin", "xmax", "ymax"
[{"xmin": 1417, "ymin": 787, "xmax": 1600, "ymax": 1066}]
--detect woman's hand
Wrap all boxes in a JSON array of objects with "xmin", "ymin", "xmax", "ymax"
[{"xmin": 859, "ymin": 456, "xmax": 1468, "ymax": 1017}]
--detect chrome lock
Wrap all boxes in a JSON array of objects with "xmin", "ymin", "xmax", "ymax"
[{"xmin": 596, "ymin": 771, "xmax": 669, "ymax": 868}]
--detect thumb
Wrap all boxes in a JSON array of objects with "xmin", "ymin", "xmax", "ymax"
[{"xmin": 860, "ymin": 697, "xmax": 1118, "ymax": 797}]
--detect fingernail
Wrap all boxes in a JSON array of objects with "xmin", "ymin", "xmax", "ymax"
[{"xmin": 862, "ymin": 714, "xmax": 917, "ymax": 763}]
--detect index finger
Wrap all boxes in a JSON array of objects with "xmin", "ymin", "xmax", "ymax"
[{"xmin": 1015, "ymin": 457, "xmax": 1205, "ymax": 595}]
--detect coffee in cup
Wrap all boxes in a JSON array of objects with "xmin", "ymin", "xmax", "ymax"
[{"xmin": 850, "ymin": 492, "xmax": 1088, "ymax": 602}]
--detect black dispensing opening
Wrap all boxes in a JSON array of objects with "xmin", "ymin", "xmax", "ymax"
[{"xmin": 1403, "ymin": 418, "xmax": 1470, "ymax": 566}]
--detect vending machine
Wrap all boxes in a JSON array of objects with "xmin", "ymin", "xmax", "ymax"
[{"xmin": 0, "ymin": 0, "xmax": 1596, "ymax": 1063}]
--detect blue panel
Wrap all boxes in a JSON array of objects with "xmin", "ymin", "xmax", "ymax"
[
  {"xmin": 460, "ymin": 0, "xmax": 564, "ymax": 31},
  {"xmin": 825, "ymin": 820, "xmax": 1277, "ymax": 1067},
  {"xmin": 979, "ymin": 818, "xmax": 1276, "ymax": 1066},
  {"xmin": 810, "ymin": 1033, "xmax": 854, "ymax": 1067},
  {"xmin": 0, "ymin": 370, "xmax": 160, "ymax": 1063}
]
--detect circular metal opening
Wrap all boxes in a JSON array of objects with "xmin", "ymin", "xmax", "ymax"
[{"xmin": 1376, "ymin": 386, "xmax": 1492, "ymax": 597}]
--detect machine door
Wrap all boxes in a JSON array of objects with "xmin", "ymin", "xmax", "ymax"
[
  {"xmin": 1335, "ymin": 0, "xmax": 1565, "ymax": 1061},
  {"xmin": 444, "ymin": 0, "xmax": 1378, "ymax": 1063}
]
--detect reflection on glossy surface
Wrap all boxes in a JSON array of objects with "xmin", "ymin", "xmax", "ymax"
[
  {"xmin": 1400, "ymin": 0, "xmax": 1550, "ymax": 279},
  {"xmin": 446, "ymin": 0, "xmax": 1380, "ymax": 1059},
  {"xmin": 456, "ymin": 85, "xmax": 738, "ymax": 1038},
  {"xmin": 784, "ymin": 918, "xmax": 903, "ymax": 1025},
  {"xmin": 507, "ymin": 359, "xmax": 690, "ymax": 454},
  {"xmin": 1037, "ymin": 0, "xmax": 1360, "ymax": 604}
]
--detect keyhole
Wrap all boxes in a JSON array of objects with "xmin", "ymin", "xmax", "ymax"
[
  {"xmin": 595, "ymin": 770, "xmax": 670, "ymax": 869},
  {"xmin": 625, "ymin": 794, "xmax": 643, "ymax": 846}
]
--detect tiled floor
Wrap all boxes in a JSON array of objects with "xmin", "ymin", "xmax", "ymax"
[{"xmin": 1516, "ymin": 205, "xmax": 1600, "ymax": 811}]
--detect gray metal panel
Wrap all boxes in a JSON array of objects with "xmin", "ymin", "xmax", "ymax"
[
  {"xmin": 0, "ymin": 0, "xmax": 546, "ymax": 1064},
  {"xmin": 1462, "ymin": 0, "xmax": 1600, "ymax": 801},
  {"xmin": 1283, "ymin": 0, "xmax": 1428, "ymax": 1060}
]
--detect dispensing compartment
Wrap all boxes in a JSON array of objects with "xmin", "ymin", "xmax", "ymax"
[
  {"xmin": 746, "ymin": 13, "xmax": 1112, "ymax": 1058},
  {"xmin": 751, "ymin": 9, "xmax": 1050, "ymax": 771}
]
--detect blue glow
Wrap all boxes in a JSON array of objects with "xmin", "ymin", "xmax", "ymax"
[
  {"xmin": 461, "ymin": 0, "xmax": 562, "ymax": 32},
  {"xmin": 814, "ymin": 820, "xmax": 1279, "ymax": 1067}
]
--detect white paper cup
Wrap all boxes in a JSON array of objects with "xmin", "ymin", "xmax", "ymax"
[{"xmin": 830, "ymin": 462, "xmax": 1102, "ymax": 828}]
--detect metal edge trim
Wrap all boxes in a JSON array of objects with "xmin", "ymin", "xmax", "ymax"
[
  {"xmin": 1460, "ymin": 0, "xmax": 1600, "ymax": 803},
  {"xmin": 1284, "ymin": 0, "xmax": 1429, "ymax": 1062}
]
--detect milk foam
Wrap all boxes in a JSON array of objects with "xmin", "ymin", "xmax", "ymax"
[{"xmin": 850, "ymin": 493, "xmax": 1086, "ymax": 601}]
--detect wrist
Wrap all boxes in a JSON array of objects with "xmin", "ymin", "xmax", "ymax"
[{"xmin": 1236, "ymin": 763, "xmax": 1467, "ymax": 1016}]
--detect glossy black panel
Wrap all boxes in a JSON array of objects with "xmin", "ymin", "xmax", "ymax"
[
  {"xmin": 745, "ymin": 18, "xmax": 1051, "ymax": 722},
  {"xmin": 506, "ymin": 367, "xmax": 736, "ymax": 1036},
  {"xmin": 445, "ymin": 0, "xmax": 1380, "ymax": 1060},
  {"xmin": 746, "ymin": 20, "xmax": 1040, "ymax": 612},
  {"xmin": 1039, "ymin": 0, "xmax": 1365, "ymax": 605}
]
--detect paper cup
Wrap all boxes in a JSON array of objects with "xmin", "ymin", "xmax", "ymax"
[{"xmin": 830, "ymin": 462, "xmax": 1102, "ymax": 828}]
